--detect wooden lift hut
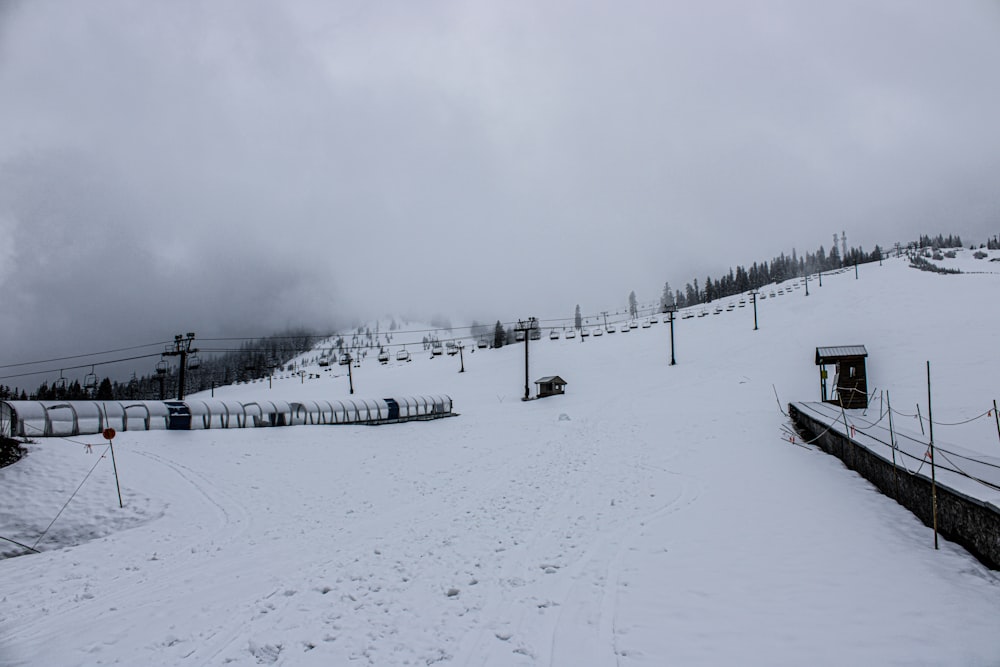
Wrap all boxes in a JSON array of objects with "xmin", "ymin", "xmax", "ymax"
[
  {"xmin": 535, "ymin": 376, "xmax": 567, "ymax": 398},
  {"xmin": 815, "ymin": 345, "xmax": 868, "ymax": 409}
]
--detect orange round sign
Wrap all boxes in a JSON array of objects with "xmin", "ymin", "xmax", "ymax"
[{"xmin": 102, "ymin": 428, "xmax": 116, "ymax": 440}]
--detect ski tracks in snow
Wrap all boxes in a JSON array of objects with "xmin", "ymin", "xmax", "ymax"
[{"xmin": 451, "ymin": 409, "xmax": 705, "ymax": 666}]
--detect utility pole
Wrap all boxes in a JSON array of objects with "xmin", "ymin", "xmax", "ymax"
[
  {"xmin": 515, "ymin": 317, "xmax": 536, "ymax": 400},
  {"xmin": 804, "ymin": 274, "xmax": 809, "ymax": 296},
  {"xmin": 161, "ymin": 333, "xmax": 198, "ymax": 400},
  {"xmin": 751, "ymin": 291, "xmax": 760, "ymax": 330},
  {"xmin": 818, "ymin": 271, "xmax": 822, "ymax": 287}
]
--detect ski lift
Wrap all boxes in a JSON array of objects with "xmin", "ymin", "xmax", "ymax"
[
  {"xmin": 339, "ymin": 353, "xmax": 351, "ymax": 366},
  {"xmin": 619, "ymin": 323, "xmax": 630, "ymax": 333},
  {"xmin": 396, "ymin": 348, "xmax": 411, "ymax": 362},
  {"xmin": 629, "ymin": 321, "xmax": 638, "ymax": 329},
  {"xmin": 477, "ymin": 338, "xmax": 488, "ymax": 349},
  {"xmin": 432, "ymin": 342, "xmax": 444, "ymax": 356},
  {"xmin": 447, "ymin": 345, "xmax": 458, "ymax": 356},
  {"xmin": 642, "ymin": 319, "xmax": 652, "ymax": 328},
  {"xmin": 84, "ymin": 365, "xmax": 98, "ymax": 391},
  {"xmin": 54, "ymin": 369, "xmax": 67, "ymax": 391},
  {"xmin": 378, "ymin": 349, "xmax": 390, "ymax": 364},
  {"xmin": 515, "ymin": 330, "xmax": 526, "ymax": 342},
  {"xmin": 549, "ymin": 329, "xmax": 560, "ymax": 340},
  {"xmin": 156, "ymin": 360, "xmax": 169, "ymax": 375},
  {"xmin": 187, "ymin": 353, "xmax": 201, "ymax": 370},
  {"xmin": 580, "ymin": 328, "xmax": 590, "ymax": 338},
  {"xmin": 565, "ymin": 329, "xmax": 576, "ymax": 339},
  {"xmin": 592, "ymin": 328, "xmax": 603, "ymax": 337}
]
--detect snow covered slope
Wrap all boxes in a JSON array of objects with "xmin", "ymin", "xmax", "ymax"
[{"xmin": 2, "ymin": 252, "xmax": 1000, "ymax": 666}]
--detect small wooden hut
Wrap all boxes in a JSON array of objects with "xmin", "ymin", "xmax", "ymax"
[
  {"xmin": 535, "ymin": 376, "xmax": 567, "ymax": 398},
  {"xmin": 815, "ymin": 346, "xmax": 868, "ymax": 409}
]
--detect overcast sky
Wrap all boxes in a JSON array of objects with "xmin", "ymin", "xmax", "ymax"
[{"xmin": 2, "ymin": 0, "xmax": 999, "ymax": 384}]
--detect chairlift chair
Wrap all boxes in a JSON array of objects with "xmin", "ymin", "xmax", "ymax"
[
  {"xmin": 396, "ymin": 348, "xmax": 411, "ymax": 362},
  {"xmin": 565, "ymin": 329, "xmax": 576, "ymax": 339},
  {"xmin": 592, "ymin": 327, "xmax": 602, "ymax": 337},
  {"xmin": 84, "ymin": 366, "xmax": 98, "ymax": 391},
  {"xmin": 187, "ymin": 354, "xmax": 201, "ymax": 370},
  {"xmin": 378, "ymin": 350, "xmax": 390, "ymax": 364},
  {"xmin": 549, "ymin": 329, "xmax": 560, "ymax": 340},
  {"xmin": 156, "ymin": 360, "xmax": 169, "ymax": 375}
]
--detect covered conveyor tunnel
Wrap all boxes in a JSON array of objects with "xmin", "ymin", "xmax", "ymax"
[{"xmin": 0, "ymin": 395, "xmax": 454, "ymax": 438}]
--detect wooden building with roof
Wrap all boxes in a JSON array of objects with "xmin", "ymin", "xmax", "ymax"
[
  {"xmin": 534, "ymin": 376, "xmax": 567, "ymax": 398},
  {"xmin": 815, "ymin": 345, "xmax": 868, "ymax": 409}
]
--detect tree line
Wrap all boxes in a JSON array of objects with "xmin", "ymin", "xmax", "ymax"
[{"xmin": 656, "ymin": 241, "xmax": 883, "ymax": 311}]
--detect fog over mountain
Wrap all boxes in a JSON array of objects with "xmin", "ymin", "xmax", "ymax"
[{"xmin": 1, "ymin": 0, "xmax": 999, "ymax": 383}]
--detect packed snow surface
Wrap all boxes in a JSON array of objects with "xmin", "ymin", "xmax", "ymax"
[{"xmin": 3, "ymin": 251, "xmax": 1000, "ymax": 666}]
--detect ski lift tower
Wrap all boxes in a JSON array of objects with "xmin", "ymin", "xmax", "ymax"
[{"xmin": 161, "ymin": 333, "xmax": 199, "ymax": 400}]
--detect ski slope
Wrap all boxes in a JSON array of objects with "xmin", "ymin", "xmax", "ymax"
[{"xmin": 2, "ymin": 250, "xmax": 1000, "ymax": 666}]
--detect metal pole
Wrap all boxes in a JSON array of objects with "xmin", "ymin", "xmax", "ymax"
[
  {"xmin": 805, "ymin": 274, "xmax": 809, "ymax": 296},
  {"xmin": 752, "ymin": 291, "xmax": 759, "ymax": 330},
  {"xmin": 994, "ymin": 399, "xmax": 1000, "ymax": 448},
  {"xmin": 459, "ymin": 345, "xmax": 465, "ymax": 373},
  {"xmin": 839, "ymin": 398, "xmax": 853, "ymax": 468},
  {"xmin": 916, "ymin": 404, "xmax": 925, "ymax": 435},
  {"xmin": 177, "ymin": 350, "xmax": 187, "ymax": 401},
  {"xmin": 107, "ymin": 437, "xmax": 124, "ymax": 509},
  {"xmin": 927, "ymin": 361, "xmax": 938, "ymax": 550},
  {"xmin": 669, "ymin": 310, "xmax": 676, "ymax": 365},
  {"xmin": 887, "ymin": 390, "xmax": 898, "ymax": 499},
  {"xmin": 818, "ymin": 271, "xmax": 822, "ymax": 287},
  {"xmin": 855, "ymin": 261, "xmax": 859, "ymax": 279},
  {"xmin": 347, "ymin": 356, "xmax": 354, "ymax": 395},
  {"xmin": 523, "ymin": 321, "xmax": 531, "ymax": 401}
]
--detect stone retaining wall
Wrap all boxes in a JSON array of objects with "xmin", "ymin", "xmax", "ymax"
[{"xmin": 789, "ymin": 403, "xmax": 1000, "ymax": 570}]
